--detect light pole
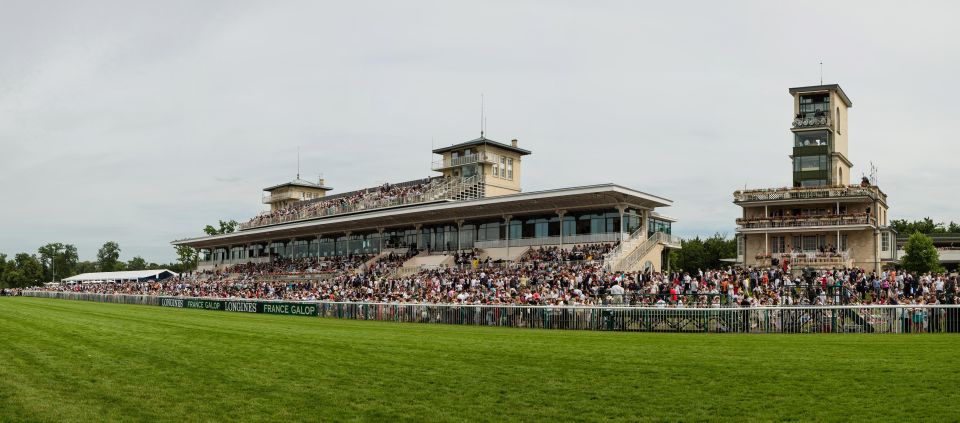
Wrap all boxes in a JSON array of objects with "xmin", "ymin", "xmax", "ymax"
[{"xmin": 50, "ymin": 245, "xmax": 62, "ymax": 284}]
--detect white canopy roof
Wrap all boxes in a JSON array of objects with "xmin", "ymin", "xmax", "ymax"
[{"xmin": 63, "ymin": 269, "xmax": 178, "ymax": 283}]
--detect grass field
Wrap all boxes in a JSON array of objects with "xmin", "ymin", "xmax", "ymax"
[{"xmin": 2, "ymin": 298, "xmax": 959, "ymax": 422}]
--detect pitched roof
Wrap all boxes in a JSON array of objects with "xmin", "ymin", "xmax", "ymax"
[{"xmin": 432, "ymin": 136, "xmax": 532, "ymax": 156}]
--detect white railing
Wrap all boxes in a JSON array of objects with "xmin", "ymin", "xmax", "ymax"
[
  {"xmin": 431, "ymin": 153, "xmax": 494, "ymax": 170},
  {"xmin": 262, "ymin": 191, "xmax": 303, "ymax": 204},
  {"xmin": 753, "ymin": 250, "xmax": 852, "ymax": 266},
  {"xmin": 736, "ymin": 215, "xmax": 876, "ymax": 230},
  {"xmin": 734, "ymin": 185, "xmax": 887, "ymax": 203},
  {"xmin": 792, "ymin": 115, "xmax": 831, "ymax": 128},
  {"xmin": 610, "ymin": 231, "xmax": 682, "ymax": 272},
  {"xmin": 604, "ymin": 226, "xmax": 647, "ymax": 262},
  {"xmin": 26, "ymin": 291, "xmax": 960, "ymax": 333}
]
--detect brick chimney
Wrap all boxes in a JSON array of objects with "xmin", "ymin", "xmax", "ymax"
[{"xmin": 511, "ymin": 139, "xmax": 518, "ymax": 147}]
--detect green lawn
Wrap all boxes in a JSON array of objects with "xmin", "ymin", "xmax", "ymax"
[{"xmin": 1, "ymin": 298, "xmax": 959, "ymax": 422}]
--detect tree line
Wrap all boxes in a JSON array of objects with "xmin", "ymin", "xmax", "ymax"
[{"xmin": 0, "ymin": 220, "xmax": 238, "ymax": 289}]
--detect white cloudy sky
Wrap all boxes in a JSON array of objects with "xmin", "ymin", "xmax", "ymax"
[{"xmin": 1, "ymin": 0, "xmax": 958, "ymax": 263}]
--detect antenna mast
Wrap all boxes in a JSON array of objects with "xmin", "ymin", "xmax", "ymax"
[
  {"xmin": 819, "ymin": 61, "xmax": 823, "ymax": 85},
  {"xmin": 480, "ymin": 93, "xmax": 485, "ymax": 137}
]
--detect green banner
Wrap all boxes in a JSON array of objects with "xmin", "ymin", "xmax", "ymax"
[
  {"xmin": 260, "ymin": 302, "xmax": 319, "ymax": 317},
  {"xmin": 158, "ymin": 297, "xmax": 317, "ymax": 317},
  {"xmin": 223, "ymin": 300, "xmax": 259, "ymax": 313},
  {"xmin": 184, "ymin": 299, "xmax": 224, "ymax": 311},
  {"xmin": 159, "ymin": 297, "xmax": 185, "ymax": 308}
]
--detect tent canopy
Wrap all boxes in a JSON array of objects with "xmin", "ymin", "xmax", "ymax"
[{"xmin": 62, "ymin": 269, "xmax": 178, "ymax": 283}]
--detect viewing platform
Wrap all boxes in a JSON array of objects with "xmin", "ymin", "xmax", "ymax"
[
  {"xmin": 736, "ymin": 213, "xmax": 876, "ymax": 232},
  {"xmin": 431, "ymin": 153, "xmax": 495, "ymax": 171},
  {"xmin": 734, "ymin": 185, "xmax": 887, "ymax": 205},
  {"xmin": 750, "ymin": 250, "xmax": 853, "ymax": 269}
]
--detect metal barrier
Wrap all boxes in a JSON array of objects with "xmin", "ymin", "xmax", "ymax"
[
  {"xmin": 24, "ymin": 291, "xmax": 162, "ymax": 306},
  {"xmin": 20, "ymin": 291, "xmax": 960, "ymax": 333}
]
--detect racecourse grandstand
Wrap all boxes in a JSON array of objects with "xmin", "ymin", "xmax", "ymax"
[{"xmin": 173, "ymin": 135, "xmax": 682, "ymax": 276}]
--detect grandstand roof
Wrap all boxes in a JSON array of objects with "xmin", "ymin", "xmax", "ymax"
[
  {"xmin": 432, "ymin": 136, "xmax": 532, "ymax": 156},
  {"xmin": 173, "ymin": 184, "xmax": 672, "ymax": 249},
  {"xmin": 63, "ymin": 269, "xmax": 179, "ymax": 283}
]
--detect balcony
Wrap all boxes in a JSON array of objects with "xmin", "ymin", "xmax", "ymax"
[
  {"xmin": 734, "ymin": 185, "xmax": 887, "ymax": 204},
  {"xmin": 752, "ymin": 250, "xmax": 852, "ymax": 268},
  {"xmin": 792, "ymin": 115, "xmax": 831, "ymax": 129},
  {"xmin": 431, "ymin": 153, "xmax": 494, "ymax": 171},
  {"xmin": 262, "ymin": 191, "xmax": 303, "ymax": 204},
  {"xmin": 736, "ymin": 214, "xmax": 876, "ymax": 231}
]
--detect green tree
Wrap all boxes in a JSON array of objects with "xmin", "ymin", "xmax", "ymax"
[
  {"xmin": 75, "ymin": 261, "xmax": 98, "ymax": 274},
  {"xmin": 0, "ymin": 254, "xmax": 8, "ymax": 288},
  {"xmin": 12, "ymin": 253, "xmax": 44, "ymax": 287},
  {"xmin": 204, "ymin": 220, "xmax": 239, "ymax": 235},
  {"xmin": 669, "ymin": 234, "xmax": 736, "ymax": 272},
  {"xmin": 175, "ymin": 245, "xmax": 198, "ymax": 272},
  {"xmin": 126, "ymin": 256, "xmax": 148, "ymax": 271},
  {"xmin": 37, "ymin": 243, "xmax": 79, "ymax": 282},
  {"xmin": 97, "ymin": 241, "xmax": 122, "ymax": 272},
  {"xmin": 890, "ymin": 218, "xmax": 947, "ymax": 235},
  {"xmin": 900, "ymin": 232, "xmax": 944, "ymax": 274}
]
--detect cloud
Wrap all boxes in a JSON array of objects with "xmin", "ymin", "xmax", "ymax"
[{"xmin": 1, "ymin": 0, "xmax": 958, "ymax": 262}]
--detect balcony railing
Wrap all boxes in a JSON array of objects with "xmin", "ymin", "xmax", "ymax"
[
  {"xmin": 752, "ymin": 250, "xmax": 852, "ymax": 267},
  {"xmin": 792, "ymin": 115, "xmax": 831, "ymax": 128},
  {"xmin": 736, "ymin": 214, "xmax": 876, "ymax": 230},
  {"xmin": 262, "ymin": 191, "xmax": 303, "ymax": 204},
  {"xmin": 431, "ymin": 153, "xmax": 494, "ymax": 171},
  {"xmin": 734, "ymin": 185, "xmax": 887, "ymax": 204}
]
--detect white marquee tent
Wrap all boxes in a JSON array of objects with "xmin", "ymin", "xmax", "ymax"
[{"xmin": 62, "ymin": 269, "xmax": 179, "ymax": 284}]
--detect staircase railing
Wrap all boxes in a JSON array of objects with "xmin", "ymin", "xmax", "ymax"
[
  {"xmin": 610, "ymin": 232, "xmax": 683, "ymax": 272},
  {"xmin": 603, "ymin": 226, "xmax": 646, "ymax": 265}
]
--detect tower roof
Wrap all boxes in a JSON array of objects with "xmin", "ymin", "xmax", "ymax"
[
  {"xmin": 432, "ymin": 136, "xmax": 532, "ymax": 156},
  {"xmin": 788, "ymin": 84, "xmax": 853, "ymax": 107},
  {"xmin": 263, "ymin": 178, "xmax": 333, "ymax": 192}
]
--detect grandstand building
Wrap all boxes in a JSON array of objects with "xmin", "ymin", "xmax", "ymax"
[
  {"xmin": 174, "ymin": 136, "xmax": 681, "ymax": 273},
  {"xmin": 733, "ymin": 84, "xmax": 897, "ymax": 273}
]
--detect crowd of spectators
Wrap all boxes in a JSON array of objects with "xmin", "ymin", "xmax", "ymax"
[
  {"xmin": 26, "ymin": 242, "xmax": 960, "ymax": 308},
  {"xmin": 245, "ymin": 179, "xmax": 440, "ymax": 228}
]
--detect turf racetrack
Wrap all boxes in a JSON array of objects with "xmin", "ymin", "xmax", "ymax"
[{"xmin": 2, "ymin": 297, "xmax": 959, "ymax": 422}]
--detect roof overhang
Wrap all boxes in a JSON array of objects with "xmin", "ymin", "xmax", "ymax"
[
  {"xmin": 173, "ymin": 184, "xmax": 672, "ymax": 249},
  {"xmin": 432, "ymin": 137, "xmax": 532, "ymax": 156},
  {"xmin": 263, "ymin": 181, "xmax": 333, "ymax": 192}
]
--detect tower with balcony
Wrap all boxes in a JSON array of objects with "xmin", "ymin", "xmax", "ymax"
[
  {"xmin": 262, "ymin": 177, "xmax": 332, "ymax": 211},
  {"xmin": 431, "ymin": 136, "xmax": 532, "ymax": 197},
  {"xmin": 733, "ymin": 84, "xmax": 896, "ymax": 273}
]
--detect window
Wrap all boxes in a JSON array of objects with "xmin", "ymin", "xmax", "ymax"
[
  {"xmin": 500, "ymin": 157, "xmax": 507, "ymax": 179},
  {"xmin": 737, "ymin": 234, "xmax": 744, "ymax": 257},
  {"xmin": 794, "ymin": 130, "xmax": 830, "ymax": 148},
  {"xmin": 799, "ymin": 93, "xmax": 830, "ymax": 116},
  {"xmin": 507, "ymin": 158, "xmax": 514, "ymax": 180},
  {"xmin": 881, "ymin": 232, "xmax": 890, "ymax": 252},
  {"xmin": 794, "ymin": 155, "xmax": 828, "ymax": 172},
  {"xmin": 492, "ymin": 153, "xmax": 500, "ymax": 178},
  {"xmin": 771, "ymin": 236, "xmax": 786, "ymax": 254},
  {"xmin": 839, "ymin": 235, "xmax": 848, "ymax": 251}
]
